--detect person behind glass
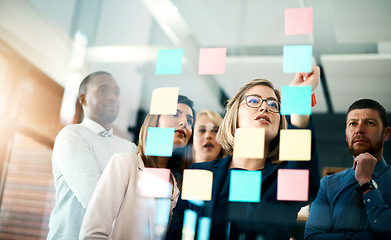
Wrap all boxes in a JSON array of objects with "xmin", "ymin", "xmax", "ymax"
[
  {"xmin": 79, "ymin": 95, "xmax": 195, "ymax": 240},
  {"xmin": 193, "ymin": 110, "xmax": 227, "ymax": 163},
  {"xmin": 305, "ymin": 99, "xmax": 391, "ymax": 240},
  {"xmin": 47, "ymin": 71, "xmax": 137, "ymax": 240},
  {"xmin": 166, "ymin": 66, "xmax": 321, "ymax": 240}
]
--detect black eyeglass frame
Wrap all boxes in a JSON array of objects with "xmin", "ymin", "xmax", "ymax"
[{"xmin": 242, "ymin": 95, "xmax": 281, "ymax": 113}]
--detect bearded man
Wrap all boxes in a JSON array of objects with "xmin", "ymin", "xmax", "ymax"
[{"xmin": 305, "ymin": 99, "xmax": 391, "ymax": 240}]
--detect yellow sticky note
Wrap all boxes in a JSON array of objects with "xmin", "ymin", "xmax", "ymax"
[
  {"xmin": 233, "ymin": 128, "xmax": 265, "ymax": 159},
  {"xmin": 150, "ymin": 87, "xmax": 179, "ymax": 115},
  {"xmin": 279, "ymin": 129, "xmax": 311, "ymax": 161},
  {"xmin": 182, "ymin": 169, "xmax": 213, "ymax": 201}
]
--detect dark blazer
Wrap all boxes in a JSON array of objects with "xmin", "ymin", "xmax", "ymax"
[{"xmin": 166, "ymin": 120, "xmax": 320, "ymax": 240}]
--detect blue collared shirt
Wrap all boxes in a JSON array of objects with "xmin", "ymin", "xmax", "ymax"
[{"xmin": 305, "ymin": 158, "xmax": 391, "ymax": 240}]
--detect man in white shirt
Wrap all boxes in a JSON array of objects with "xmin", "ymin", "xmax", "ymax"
[{"xmin": 47, "ymin": 71, "xmax": 137, "ymax": 240}]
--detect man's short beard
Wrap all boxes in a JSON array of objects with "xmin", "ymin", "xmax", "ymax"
[{"xmin": 348, "ymin": 139, "xmax": 384, "ymax": 158}]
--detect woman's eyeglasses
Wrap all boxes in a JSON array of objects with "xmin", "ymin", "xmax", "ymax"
[{"xmin": 242, "ymin": 95, "xmax": 280, "ymax": 113}]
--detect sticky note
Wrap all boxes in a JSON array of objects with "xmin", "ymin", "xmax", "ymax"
[
  {"xmin": 145, "ymin": 127, "xmax": 175, "ymax": 157},
  {"xmin": 280, "ymin": 86, "xmax": 312, "ymax": 115},
  {"xmin": 155, "ymin": 198, "xmax": 171, "ymax": 226},
  {"xmin": 138, "ymin": 168, "xmax": 171, "ymax": 198},
  {"xmin": 285, "ymin": 8, "xmax": 313, "ymax": 35},
  {"xmin": 197, "ymin": 217, "xmax": 211, "ymax": 240},
  {"xmin": 277, "ymin": 169, "xmax": 309, "ymax": 201},
  {"xmin": 155, "ymin": 48, "xmax": 184, "ymax": 75},
  {"xmin": 182, "ymin": 170, "xmax": 213, "ymax": 201},
  {"xmin": 229, "ymin": 170, "xmax": 261, "ymax": 202},
  {"xmin": 283, "ymin": 45, "xmax": 312, "ymax": 73},
  {"xmin": 150, "ymin": 87, "xmax": 179, "ymax": 115},
  {"xmin": 233, "ymin": 128, "xmax": 265, "ymax": 159},
  {"xmin": 198, "ymin": 48, "xmax": 227, "ymax": 75},
  {"xmin": 182, "ymin": 209, "xmax": 197, "ymax": 240},
  {"xmin": 279, "ymin": 129, "xmax": 312, "ymax": 161}
]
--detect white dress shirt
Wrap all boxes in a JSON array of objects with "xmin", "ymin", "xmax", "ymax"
[{"xmin": 47, "ymin": 118, "xmax": 137, "ymax": 240}]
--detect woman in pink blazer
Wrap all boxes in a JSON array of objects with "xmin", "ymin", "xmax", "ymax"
[{"xmin": 80, "ymin": 95, "xmax": 195, "ymax": 240}]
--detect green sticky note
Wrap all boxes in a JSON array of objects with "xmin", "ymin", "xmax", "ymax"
[
  {"xmin": 229, "ymin": 170, "xmax": 261, "ymax": 202},
  {"xmin": 283, "ymin": 45, "xmax": 312, "ymax": 73},
  {"xmin": 155, "ymin": 49, "xmax": 184, "ymax": 75},
  {"xmin": 144, "ymin": 127, "xmax": 174, "ymax": 157},
  {"xmin": 281, "ymin": 86, "xmax": 312, "ymax": 115}
]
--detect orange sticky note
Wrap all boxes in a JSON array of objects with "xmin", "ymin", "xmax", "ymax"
[
  {"xmin": 198, "ymin": 48, "xmax": 227, "ymax": 75},
  {"xmin": 138, "ymin": 168, "xmax": 172, "ymax": 198},
  {"xmin": 277, "ymin": 169, "xmax": 309, "ymax": 201},
  {"xmin": 182, "ymin": 169, "xmax": 213, "ymax": 201},
  {"xmin": 233, "ymin": 128, "xmax": 265, "ymax": 159},
  {"xmin": 279, "ymin": 129, "xmax": 311, "ymax": 161},
  {"xmin": 150, "ymin": 87, "xmax": 179, "ymax": 115},
  {"xmin": 285, "ymin": 8, "xmax": 313, "ymax": 35}
]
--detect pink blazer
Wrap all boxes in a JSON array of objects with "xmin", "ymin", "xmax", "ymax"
[{"xmin": 79, "ymin": 153, "xmax": 180, "ymax": 240}]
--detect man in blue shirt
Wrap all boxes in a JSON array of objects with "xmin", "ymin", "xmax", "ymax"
[{"xmin": 305, "ymin": 99, "xmax": 391, "ymax": 240}]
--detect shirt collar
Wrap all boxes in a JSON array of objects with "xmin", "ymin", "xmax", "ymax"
[
  {"xmin": 373, "ymin": 157, "xmax": 387, "ymax": 179},
  {"xmin": 81, "ymin": 118, "xmax": 113, "ymax": 136}
]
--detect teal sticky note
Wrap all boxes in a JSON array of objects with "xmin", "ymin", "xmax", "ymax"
[
  {"xmin": 283, "ymin": 45, "xmax": 312, "ymax": 73},
  {"xmin": 155, "ymin": 198, "xmax": 171, "ymax": 226},
  {"xmin": 280, "ymin": 86, "xmax": 312, "ymax": 115},
  {"xmin": 229, "ymin": 170, "xmax": 261, "ymax": 202},
  {"xmin": 182, "ymin": 209, "xmax": 197, "ymax": 239},
  {"xmin": 155, "ymin": 49, "xmax": 184, "ymax": 75},
  {"xmin": 197, "ymin": 217, "xmax": 211, "ymax": 240},
  {"xmin": 144, "ymin": 127, "xmax": 175, "ymax": 157}
]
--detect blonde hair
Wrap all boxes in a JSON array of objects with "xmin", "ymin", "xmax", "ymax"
[
  {"xmin": 217, "ymin": 79, "xmax": 287, "ymax": 163},
  {"xmin": 193, "ymin": 110, "xmax": 228, "ymax": 161}
]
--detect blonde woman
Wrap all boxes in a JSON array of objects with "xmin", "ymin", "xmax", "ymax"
[
  {"xmin": 167, "ymin": 67, "xmax": 321, "ymax": 239},
  {"xmin": 80, "ymin": 95, "xmax": 194, "ymax": 240},
  {"xmin": 193, "ymin": 110, "xmax": 227, "ymax": 163}
]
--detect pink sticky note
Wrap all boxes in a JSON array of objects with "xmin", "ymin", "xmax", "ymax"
[
  {"xmin": 198, "ymin": 48, "xmax": 227, "ymax": 75},
  {"xmin": 285, "ymin": 8, "xmax": 313, "ymax": 35},
  {"xmin": 138, "ymin": 168, "xmax": 171, "ymax": 198},
  {"xmin": 277, "ymin": 169, "xmax": 309, "ymax": 201}
]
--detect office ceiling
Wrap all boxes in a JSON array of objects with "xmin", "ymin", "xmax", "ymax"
[{"xmin": 0, "ymin": 0, "xmax": 390, "ymax": 132}]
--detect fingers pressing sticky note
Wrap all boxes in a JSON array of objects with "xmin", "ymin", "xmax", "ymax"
[
  {"xmin": 279, "ymin": 129, "xmax": 312, "ymax": 161},
  {"xmin": 233, "ymin": 128, "xmax": 265, "ymax": 159},
  {"xmin": 150, "ymin": 87, "xmax": 179, "ymax": 115},
  {"xmin": 182, "ymin": 169, "xmax": 213, "ymax": 201},
  {"xmin": 155, "ymin": 49, "xmax": 184, "ymax": 75},
  {"xmin": 138, "ymin": 168, "xmax": 171, "ymax": 198},
  {"xmin": 145, "ymin": 127, "xmax": 175, "ymax": 157},
  {"xmin": 277, "ymin": 169, "xmax": 309, "ymax": 201},
  {"xmin": 229, "ymin": 170, "xmax": 261, "ymax": 202},
  {"xmin": 198, "ymin": 48, "xmax": 227, "ymax": 75},
  {"xmin": 285, "ymin": 8, "xmax": 313, "ymax": 36},
  {"xmin": 280, "ymin": 86, "xmax": 312, "ymax": 115},
  {"xmin": 283, "ymin": 45, "xmax": 313, "ymax": 73}
]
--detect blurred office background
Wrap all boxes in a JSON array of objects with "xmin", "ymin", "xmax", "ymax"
[{"xmin": 0, "ymin": 0, "xmax": 390, "ymax": 239}]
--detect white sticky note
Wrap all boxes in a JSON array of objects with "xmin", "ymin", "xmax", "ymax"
[
  {"xmin": 233, "ymin": 128, "xmax": 265, "ymax": 159},
  {"xmin": 279, "ymin": 129, "xmax": 311, "ymax": 161},
  {"xmin": 181, "ymin": 169, "xmax": 213, "ymax": 201},
  {"xmin": 150, "ymin": 87, "xmax": 179, "ymax": 115}
]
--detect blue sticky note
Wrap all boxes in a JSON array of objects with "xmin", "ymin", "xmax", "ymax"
[
  {"xmin": 155, "ymin": 49, "xmax": 184, "ymax": 75},
  {"xmin": 197, "ymin": 217, "xmax": 211, "ymax": 240},
  {"xmin": 229, "ymin": 170, "xmax": 261, "ymax": 202},
  {"xmin": 182, "ymin": 209, "xmax": 197, "ymax": 239},
  {"xmin": 155, "ymin": 198, "xmax": 171, "ymax": 226},
  {"xmin": 283, "ymin": 45, "xmax": 312, "ymax": 73},
  {"xmin": 144, "ymin": 127, "xmax": 175, "ymax": 157},
  {"xmin": 280, "ymin": 86, "xmax": 312, "ymax": 115}
]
